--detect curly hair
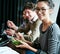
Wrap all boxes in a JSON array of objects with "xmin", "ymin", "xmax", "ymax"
[{"xmin": 23, "ymin": 2, "xmax": 35, "ymax": 11}]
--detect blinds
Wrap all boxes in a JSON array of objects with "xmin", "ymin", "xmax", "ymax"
[
  {"xmin": 0, "ymin": 0, "xmax": 20, "ymax": 34},
  {"xmin": 0, "ymin": 0, "xmax": 37, "ymax": 34}
]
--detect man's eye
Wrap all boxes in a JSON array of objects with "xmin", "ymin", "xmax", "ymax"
[
  {"xmin": 42, "ymin": 9, "xmax": 46, "ymax": 10},
  {"xmin": 36, "ymin": 8, "xmax": 40, "ymax": 10}
]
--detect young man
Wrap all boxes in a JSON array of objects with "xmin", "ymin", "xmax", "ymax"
[{"xmin": 6, "ymin": 2, "xmax": 40, "ymax": 42}]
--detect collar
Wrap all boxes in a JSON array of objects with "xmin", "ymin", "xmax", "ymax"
[{"xmin": 29, "ymin": 15, "xmax": 38, "ymax": 23}]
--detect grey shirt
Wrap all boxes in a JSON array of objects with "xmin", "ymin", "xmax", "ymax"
[{"xmin": 33, "ymin": 23, "xmax": 60, "ymax": 54}]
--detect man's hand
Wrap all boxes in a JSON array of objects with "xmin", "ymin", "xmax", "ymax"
[
  {"xmin": 15, "ymin": 32, "xmax": 25, "ymax": 41},
  {"xmin": 5, "ymin": 29, "xmax": 15, "ymax": 36},
  {"xmin": 7, "ymin": 20, "xmax": 18, "ymax": 30}
]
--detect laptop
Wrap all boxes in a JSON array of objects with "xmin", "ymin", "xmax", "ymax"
[{"xmin": 0, "ymin": 33, "xmax": 10, "ymax": 46}]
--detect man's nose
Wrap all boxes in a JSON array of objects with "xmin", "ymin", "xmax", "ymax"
[
  {"xmin": 38, "ymin": 10, "xmax": 42, "ymax": 14},
  {"xmin": 26, "ymin": 13, "xmax": 29, "ymax": 16}
]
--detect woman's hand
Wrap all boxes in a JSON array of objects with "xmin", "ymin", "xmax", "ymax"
[
  {"xmin": 16, "ymin": 41, "xmax": 30, "ymax": 49},
  {"xmin": 7, "ymin": 20, "xmax": 18, "ymax": 30},
  {"xmin": 15, "ymin": 33, "xmax": 37, "ymax": 52},
  {"xmin": 16, "ymin": 40, "xmax": 37, "ymax": 53}
]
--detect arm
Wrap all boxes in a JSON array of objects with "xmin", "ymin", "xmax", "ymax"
[
  {"xmin": 48, "ymin": 35, "xmax": 58, "ymax": 54},
  {"xmin": 15, "ymin": 32, "xmax": 38, "ymax": 53},
  {"xmin": 16, "ymin": 22, "xmax": 30, "ymax": 34},
  {"xmin": 15, "ymin": 32, "xmax": 32, "ymax": 45},
  {"xmin": 47, "ymin": 24, "xmax": 60, "ymax": 54},
  {"xmin": 15, "ymin": 32, "xmax": 47, "ymax": 54},
  {"xmin": 15, "ymin": 40, "xmax": 38, "ymax": 53},
  {"xmin": 30, "ymin": 19, "xmax": 41, "ymax": 42},
  {"xmin": 17, "ymin": 19, "xmax": 40, "ymax": 42}
]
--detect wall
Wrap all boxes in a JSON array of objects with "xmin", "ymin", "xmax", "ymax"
[{"xmin": 50, "ymin": 0, "xmax": 60, "ymax": 22}]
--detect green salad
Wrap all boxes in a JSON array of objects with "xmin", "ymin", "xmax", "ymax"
[
  {"xmin": 12, "ymin": 40, "xmax": 22, "ymax": 45},
  {"xmin": 11, "ymin": 37, "xmax": 22, "ymax": 45}
]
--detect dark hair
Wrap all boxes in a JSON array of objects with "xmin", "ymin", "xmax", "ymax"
[
  {"xmin": 37, "ymin": 0, "xmax": 55, "ymax": 9},
  {"xmin": 23, "ymin": 2, "xmax": 35, "ymax": 11}
]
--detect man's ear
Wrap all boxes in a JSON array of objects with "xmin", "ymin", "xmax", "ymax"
[{"xmin": 49, "ymin": 9, "xmax": 53, "ymax": 14}]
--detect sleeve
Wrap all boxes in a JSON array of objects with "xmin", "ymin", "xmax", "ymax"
[
  {"xmin": 47, "ymin": 24, "xmax": 60, "ymax": 54},
  {"xmin": 16, "ymin": 22, "xmax": 30, "ymax": 34},
  {"xmin": 16, "ymin": 22, "xmax": 33, "ymax": 41},
  {"xmin": 31, "ymin": 20, "xmax": 41, "ymax": 42},
  {"xmin": 36, "ymin": 49, "xmax": 47, "ymax": 54}
]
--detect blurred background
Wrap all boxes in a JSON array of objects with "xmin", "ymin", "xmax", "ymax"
[{"xmin": 0, "ymin": 0, "xmax": 60, "ymax": 34}]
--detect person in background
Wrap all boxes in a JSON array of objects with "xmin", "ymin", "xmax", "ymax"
[
  {"xmin": 14, "ymin": 0, "xmax": 60, "ymax": 54},
  {"xmin": 6, "ymin": 2, "xmax": 40, "ymax": 42}
]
